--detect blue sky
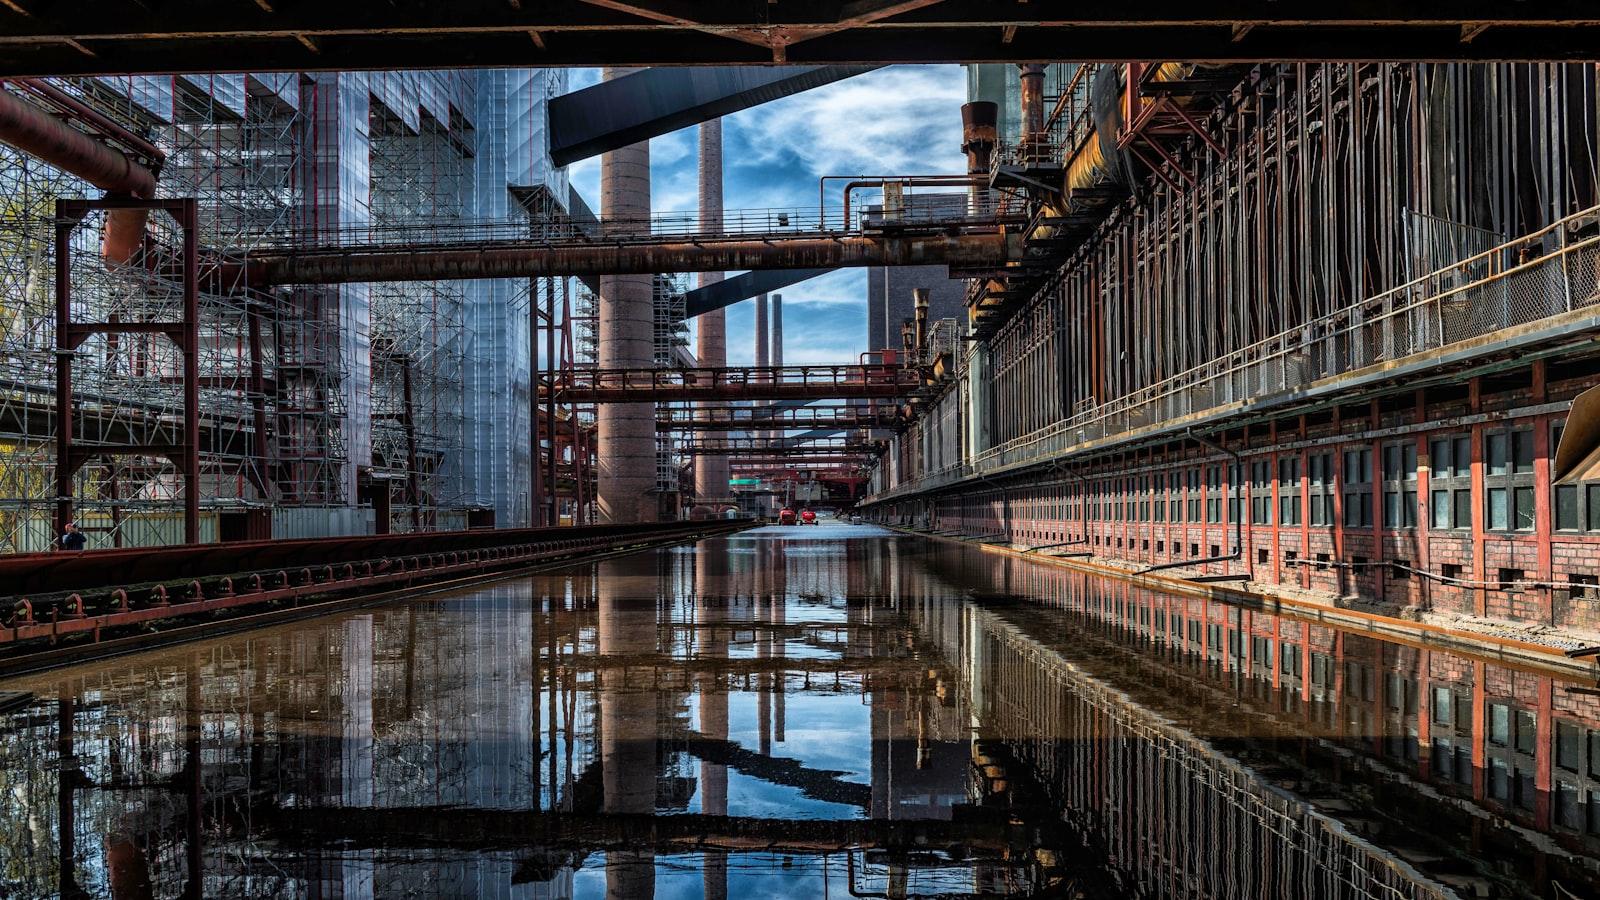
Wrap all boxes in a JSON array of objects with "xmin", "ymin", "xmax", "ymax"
[{"xmin": 564, "ymin": 66, "xmax": 968, "ymax": 366}]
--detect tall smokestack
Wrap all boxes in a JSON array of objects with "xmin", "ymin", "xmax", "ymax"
[
  {"xmin": 694, "ymin": 118, "xmax": 730, "ymax": 512},
  {"xmin": 754, "ymin": 293, "xmax": 770, "ymax": 445},
  {"xmin": 755, "ymin": 293, "xmax": 769, "ymax": 369},
  {"xmin": 596, "ymin": 66, "xmax": 658, "ymax": 524},
  {"xmin": 770, "ymin": 294, "xmax": 783, "ymax": 369}
]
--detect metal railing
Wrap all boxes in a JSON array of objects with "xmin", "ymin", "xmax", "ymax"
[
  {"xmin": 243, "ymin": 194, "xmax": 1017, "ymax": 253},
  {"xmin": 869, "ymin": 205, "xmax": 1600, "ymax": 503}
]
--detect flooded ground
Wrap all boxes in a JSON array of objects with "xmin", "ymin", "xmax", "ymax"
[{"xmin": 1, "ymin": 522, "xmax": 1594, "ymax": 898}]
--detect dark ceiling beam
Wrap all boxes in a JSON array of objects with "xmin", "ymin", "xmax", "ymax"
[
  {"xmin": 549, "ymin": 65, "xmax": 875, "ymax": 167},
  {"xmin": 2, "ymin": 5, "xmax": 1599, "ymax": 75}
]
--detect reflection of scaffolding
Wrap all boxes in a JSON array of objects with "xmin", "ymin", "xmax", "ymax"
[
  {"xmin": 368, "ymin": 107, "xmax": 471, "ymax": 532},
  {"xmin": 654, "ymin": 273, "xmax": 689, "ymax": 499},
  {"xmin": 0, "ymin": 77, "xmax": 349, "ymax": 551}
]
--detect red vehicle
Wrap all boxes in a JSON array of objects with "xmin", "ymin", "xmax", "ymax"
[
  {"xmin": 778, "ymin": 508, "xmax": 798, "ymax": 526},
  {"xmin": 800, "ymin": 509, "xmax": 818, "ymax": 525}
]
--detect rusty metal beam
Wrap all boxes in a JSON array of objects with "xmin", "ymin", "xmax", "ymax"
[{"xmin": 245, "ymin": 231, "xmax": 1017, "ymax": 286}]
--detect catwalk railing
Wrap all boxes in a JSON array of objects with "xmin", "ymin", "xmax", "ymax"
[
  {"xmin": 240, "ymin": 194, "xmax": 1019, "ymax": 253},
  {"xmin": 870, "ymin": 203, "xmax": 1600, "ymax": 502}
]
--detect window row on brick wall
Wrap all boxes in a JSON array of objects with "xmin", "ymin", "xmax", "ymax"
[{"xmin": 1025, "ymin": 421, "xmax": 1600, "ymax": 538}]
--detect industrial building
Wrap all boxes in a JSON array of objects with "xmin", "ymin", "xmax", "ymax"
[{"xmin": 3, "ymin": 5, "xmax": 1600, "ymax": 899}]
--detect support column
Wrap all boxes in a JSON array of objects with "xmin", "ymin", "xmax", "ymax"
[
  {"xmin": 597, "ymin": 66, "xmax": 659, "ymax": 523},
  {"xmin": 695, "ymin": 119, "xmax": 730, "ymax": 512}
]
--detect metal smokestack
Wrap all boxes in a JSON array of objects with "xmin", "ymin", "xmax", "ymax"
[
  {"xmin": 960, "ymin": 100, "xmax": 998, "ymax": 214},
  {"xmin": 1017, "ymin": 64, "xmax": 1047, "ymax": 161},
  {"xmin": 912, "ymin": 288, "xmax": 929, "ymax": 356}
]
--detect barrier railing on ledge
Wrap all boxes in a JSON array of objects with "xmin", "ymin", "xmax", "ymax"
[
  {"xmin": 0, "ymin": 519, "xmax": 751, "ymax": 672},
  {"xmin": 866, "ymin": 204, "xmax": 1600, "ymax": 503}
]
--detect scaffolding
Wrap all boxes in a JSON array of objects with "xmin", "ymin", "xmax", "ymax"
[
  {"xmin": 368, "ymin": 104, "xmax": 471, "ymax": 532},
  {"xmin": 0, "ymin": 75, "xmax": 351, "ymax": 552}
]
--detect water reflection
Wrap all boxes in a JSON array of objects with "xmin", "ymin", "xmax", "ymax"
[{"xmin": 0, "ymin": 524, "xmax": 1594, "ymax": 898}]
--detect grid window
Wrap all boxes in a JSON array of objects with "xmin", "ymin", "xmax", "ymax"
[
  {"xmin": 1308, "ymin": 453, "xmax": 1335, "ymax": 527},
  {"xmin": 1553, "ymin": 422, "xmax": 1600, "ymax": 533},
  {"xmin": 1429, "ymin": 434, "xmax": 1472, "ymax": 530},
  {"xmin": 1484, "ymin": 429, "xmax": 1535, "ymax": 532},
  {"xmin": 1250, "ymin": 460, "xmax": 1273, "ymax": 525},
  {"xmin": 1278, "ymin": 456, "xmax": 1303, "ymax": 526},
  {"xmin": 1342, "ymin": 447, "xmax": 1374, "ymax": 527},
  {"xmin": 1381, "ymin": 441, "xmax": 1418, "ymax": 528}
]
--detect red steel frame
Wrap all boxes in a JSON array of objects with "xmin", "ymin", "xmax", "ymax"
[
  {"xmin": 54, "ymin": 197, "xmax": 201, "ymax": 545},
  {"xmin": 532, "ymin": 276, "xmax": 593, "ymax": 526}
]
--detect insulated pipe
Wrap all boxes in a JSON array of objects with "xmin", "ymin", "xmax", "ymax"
[
  {"xmin": 246, "ymin": 232, "xmax": 1017, "ymax": 286},
  {"xmin": 0, "ymin": 87, "xmax": 157, "ymax": 265}
]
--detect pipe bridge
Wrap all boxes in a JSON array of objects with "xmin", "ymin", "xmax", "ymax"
[
  {"xmin": 552, "ymin": 364, "xmax": 925, "ymax": 404},
  {"xmin": 239, "ymin": 204, "xmax": 1021, "ymax": 285}
]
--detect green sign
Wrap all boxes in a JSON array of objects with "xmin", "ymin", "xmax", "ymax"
[{"xmin": 729, "ymin": 478, "xmax": 760, "ymax": 485}]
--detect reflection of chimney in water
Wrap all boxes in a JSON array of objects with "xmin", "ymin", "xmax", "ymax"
[{"xmin": 694, "ymin": 543, "xmax": 729, "ymax": 900}]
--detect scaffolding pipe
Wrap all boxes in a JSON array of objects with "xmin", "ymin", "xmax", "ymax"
[
  {"xmin": 245, "ymin": 232, "xmax": 1017, "ymax": 286},
  {"xmin": 0, "ymin": 87, "xmax": 158, "ymax": 265}
]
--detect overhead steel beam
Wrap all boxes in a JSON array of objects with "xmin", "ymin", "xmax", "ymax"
[
  {"xmin": 246, "ymin": 232, "xmax": 1017, "ymax": 286},
  {"xmin": 4, "ymin": 6, "xmax": 1600, "ymax": 75},
  {"xmin": 683, "ymin": 267, "xmax": 832, "ymax": 319},
  {"xmin": 549, "ymin": 65, "xmax": 876, "ymax": 166}
]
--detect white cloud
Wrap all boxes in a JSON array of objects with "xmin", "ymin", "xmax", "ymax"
[{"xmin": 726, "ymin": 66, "xmax": 967, "ymax": 179}]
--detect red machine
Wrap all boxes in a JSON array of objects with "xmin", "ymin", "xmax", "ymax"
[
  {"xmin": 778, "ymin": 508, "xmax": 798, "ymax": 526},
  {"xmin": 800, "ymin": 509, "xmax": 817, "ymax": 525}
]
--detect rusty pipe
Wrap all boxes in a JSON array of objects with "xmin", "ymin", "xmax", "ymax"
[
  {"xmin": 0, "ymin": 87, "xmax": 158, "ymax": 266},
  {"xmin": 12, "ymin": 79, "xmax": 164, "ymax": 165},
  {"xmin": 838, "ymin": 175, "xmax": 982, "ymax": 228},
  {"xmin": 245, "ymin": 232, "xmax": 1019, "ymax": 286}
]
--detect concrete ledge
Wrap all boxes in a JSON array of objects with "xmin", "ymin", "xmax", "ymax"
[{"xmin": 889, "ymin": 525, "xmax": 1600, "ymax": 680}]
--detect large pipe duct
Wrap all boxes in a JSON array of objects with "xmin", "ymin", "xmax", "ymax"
[
  {"xmin": 0, "ymin": 86, "xmax": 158, "ymax": 265},
  {"xmin": 246, "ymin": 232, "xmax": 1018, "ymax": 286}
]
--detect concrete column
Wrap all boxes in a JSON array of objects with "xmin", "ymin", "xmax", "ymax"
[
  {"xmin": 695, "ymin": 119, "xmax": 730, "ymax": 511},
  {"xmin": 597, "ymin": 66, "xmax": 659, "ymax": 523}
]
